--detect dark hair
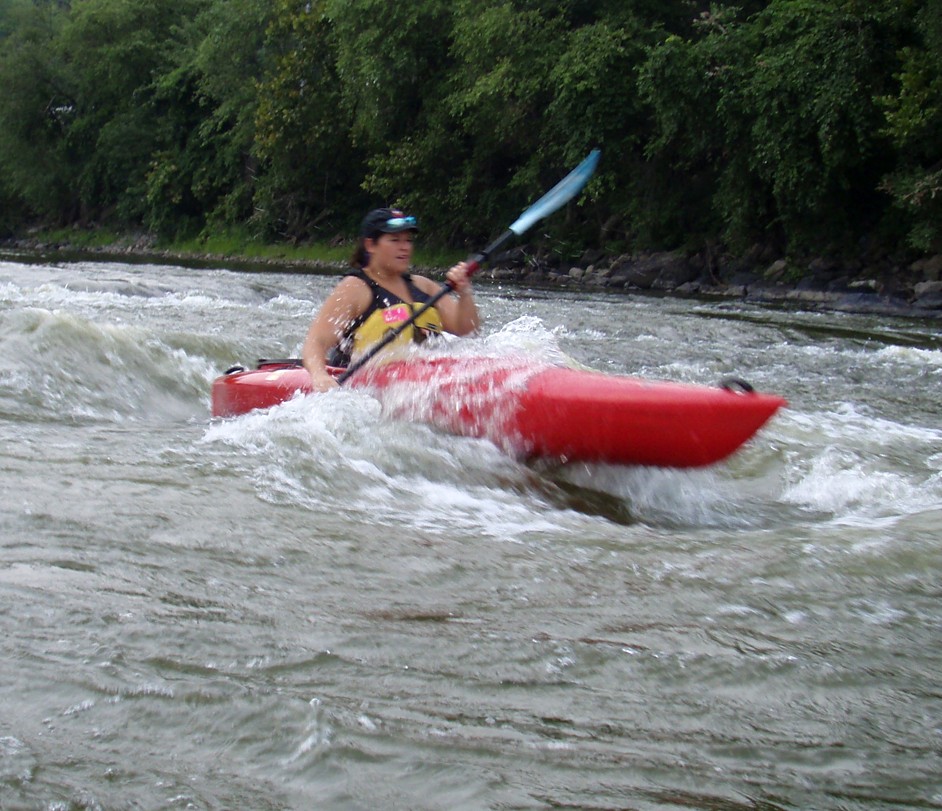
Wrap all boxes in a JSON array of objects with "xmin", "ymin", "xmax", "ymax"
[{"xmin": 350, "ymin": 239, "xmax": 371, "ymax": 269}]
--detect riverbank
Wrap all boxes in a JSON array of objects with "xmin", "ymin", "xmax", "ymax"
[
  {"xmin": 4, "ymin": 234, "xmax": 941, "ymax": 320},
  {"xmin": 484, "ymin": 244, "xmax": 942, "ymax": 320}
]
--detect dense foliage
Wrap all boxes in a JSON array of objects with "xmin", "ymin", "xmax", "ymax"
[{"xmin": 0, "ymin": 0, "xmax": 939, "ymax": 257}]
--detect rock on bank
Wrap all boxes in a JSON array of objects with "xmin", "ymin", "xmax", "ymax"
[{"xmin": 482, "ymin": 248, "xmax": 942, "ymax": 319}]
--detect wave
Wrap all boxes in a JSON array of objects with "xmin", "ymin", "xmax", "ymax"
[{"xmin": 0, "ymin": 306, "xmax": 215, "ymax": 423}]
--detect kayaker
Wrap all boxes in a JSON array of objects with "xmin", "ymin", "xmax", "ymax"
[{"xmin": 302, "ymin": 208, "xmax": 480, "ymax": 392}]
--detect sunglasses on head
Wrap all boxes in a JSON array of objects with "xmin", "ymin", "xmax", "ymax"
[{"xmin": 386, "ymin": 216, "xmax": 416, "ymax": 229}]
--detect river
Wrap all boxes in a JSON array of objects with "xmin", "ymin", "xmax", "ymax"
[{"xmin": 1, "ymin": 256, "xmax": 940, "ymax": 810}]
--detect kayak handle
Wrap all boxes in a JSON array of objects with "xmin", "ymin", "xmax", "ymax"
[{"xmin": 719, "ymin": 377, "xmax": 755, "ymax": 393}]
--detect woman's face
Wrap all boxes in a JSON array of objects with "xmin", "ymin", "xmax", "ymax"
[{"xmin": 366, "ymin": 231, "xmax": 414, "ymax": 274}]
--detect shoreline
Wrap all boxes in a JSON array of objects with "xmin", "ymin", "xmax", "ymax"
[
  {"xmin": 481, "ymin": 245, "xmax": 942, "ymax": 321},
  {"xmin": 3, "ymin": 238, "xmax": 941, "ymax": 321}
]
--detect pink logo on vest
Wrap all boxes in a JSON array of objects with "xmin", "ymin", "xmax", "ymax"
[{"xmin": 384, "ymin": 305, "xmax": 411, "ymax": 323}]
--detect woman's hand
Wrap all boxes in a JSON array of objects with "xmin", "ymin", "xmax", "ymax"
[
  {"xmin": 309, "ymin": 369, "xmax": 340, "ymax": 393},
  {"xmin": 440, "ymin": 261, "xmax": 480, "ymax": 335},
  {"xmin": 446, "ymin": 261, "xmax": 473, "ymax": 294}
]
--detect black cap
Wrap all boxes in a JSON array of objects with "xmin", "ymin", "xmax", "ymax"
[{"xmin": 359, "ymin": 208, "xmax": 418, "ymax": 239}]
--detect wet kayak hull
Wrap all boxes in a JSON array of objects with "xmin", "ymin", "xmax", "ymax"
[{"xmin": 210, "ymin": 358, "xmax": 786, "ymax": 468}]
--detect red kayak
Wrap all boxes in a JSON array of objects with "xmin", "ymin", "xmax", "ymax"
[{"xmin": 211, "ymin": 356, "xmax": 785, "ymax": 468}]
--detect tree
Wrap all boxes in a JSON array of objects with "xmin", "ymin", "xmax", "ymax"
[
  {"xmin": 880, "ymin": 0, "xmax": 942, "ymax": 252},
  {"xmin": 638, "ymin": 6, "xmax": 762, "ymax": 248},
  {"xmin": 57, "ymin": 0, "xmax": 211, "ymax": 225},
  {"xmin": 359, "ymin": 0, "xmax": 662, "ymax": 246},
  {"xmin": 0, "ymin": 0, "xmax": 78, "ymax": 222},
  {"xmin": 145, "ymin": 0, "xmax": 272, "ymax": 236},
  {"xmin": 250, "ymin": 0, "xmax": 364, "ymax": 241},
  {"xmin": 640, "ymin": 0, "xmax": 906, "ymax": 255},
  {"xmin": 1, "ymin": 0, "xmax": 937, "ymax": 263}
]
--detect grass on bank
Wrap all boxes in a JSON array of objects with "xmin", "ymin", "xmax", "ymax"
[
  {"xmin": 170, "ymin": 229, "xmax": 466, "ymax": 270},
  {"xmin": 172, "ymin": 231, "xmax": 351, "ymax": 264},
  {"xmin": 178, "ymin": 233, "xmax": 465, "ymax": 268},
  {"xmin": 28, "ymin": 226, "xmax": 466, "ymax": 271},
  {"xmin": 38, "ymin": 226, "xmax": 126, "ymax": 249}
]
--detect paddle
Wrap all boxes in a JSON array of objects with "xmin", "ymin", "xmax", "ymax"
[{"xmin": 336, "ymin": 149, "xmax": 601, "ymax": 384}]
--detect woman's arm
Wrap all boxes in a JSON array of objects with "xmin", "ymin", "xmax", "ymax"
[
  {"xmin": 301, "ymin": 277, "xmax": 370, "ymax": 391},
  {"xmin": 414, "ymin": 262, "xmax": 480, "ymax": 336}
]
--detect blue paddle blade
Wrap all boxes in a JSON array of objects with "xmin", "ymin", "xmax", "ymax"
[{"xmin": 508, "ymin": 149, "xmax": 600, "ymax": 236}]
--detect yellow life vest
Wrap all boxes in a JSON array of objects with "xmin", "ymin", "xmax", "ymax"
[
  {"xmin": 328, "ymin": 271, "xmax": 443, "ymax": 367},
  {"xmin": 350, "ymin": 299, "xmax": 443, "ymax": 358}
]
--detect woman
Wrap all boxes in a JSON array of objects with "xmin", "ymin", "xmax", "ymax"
[{"xmin": 302, "ymin": 208, "xmax": 480, "ymax": 392}]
